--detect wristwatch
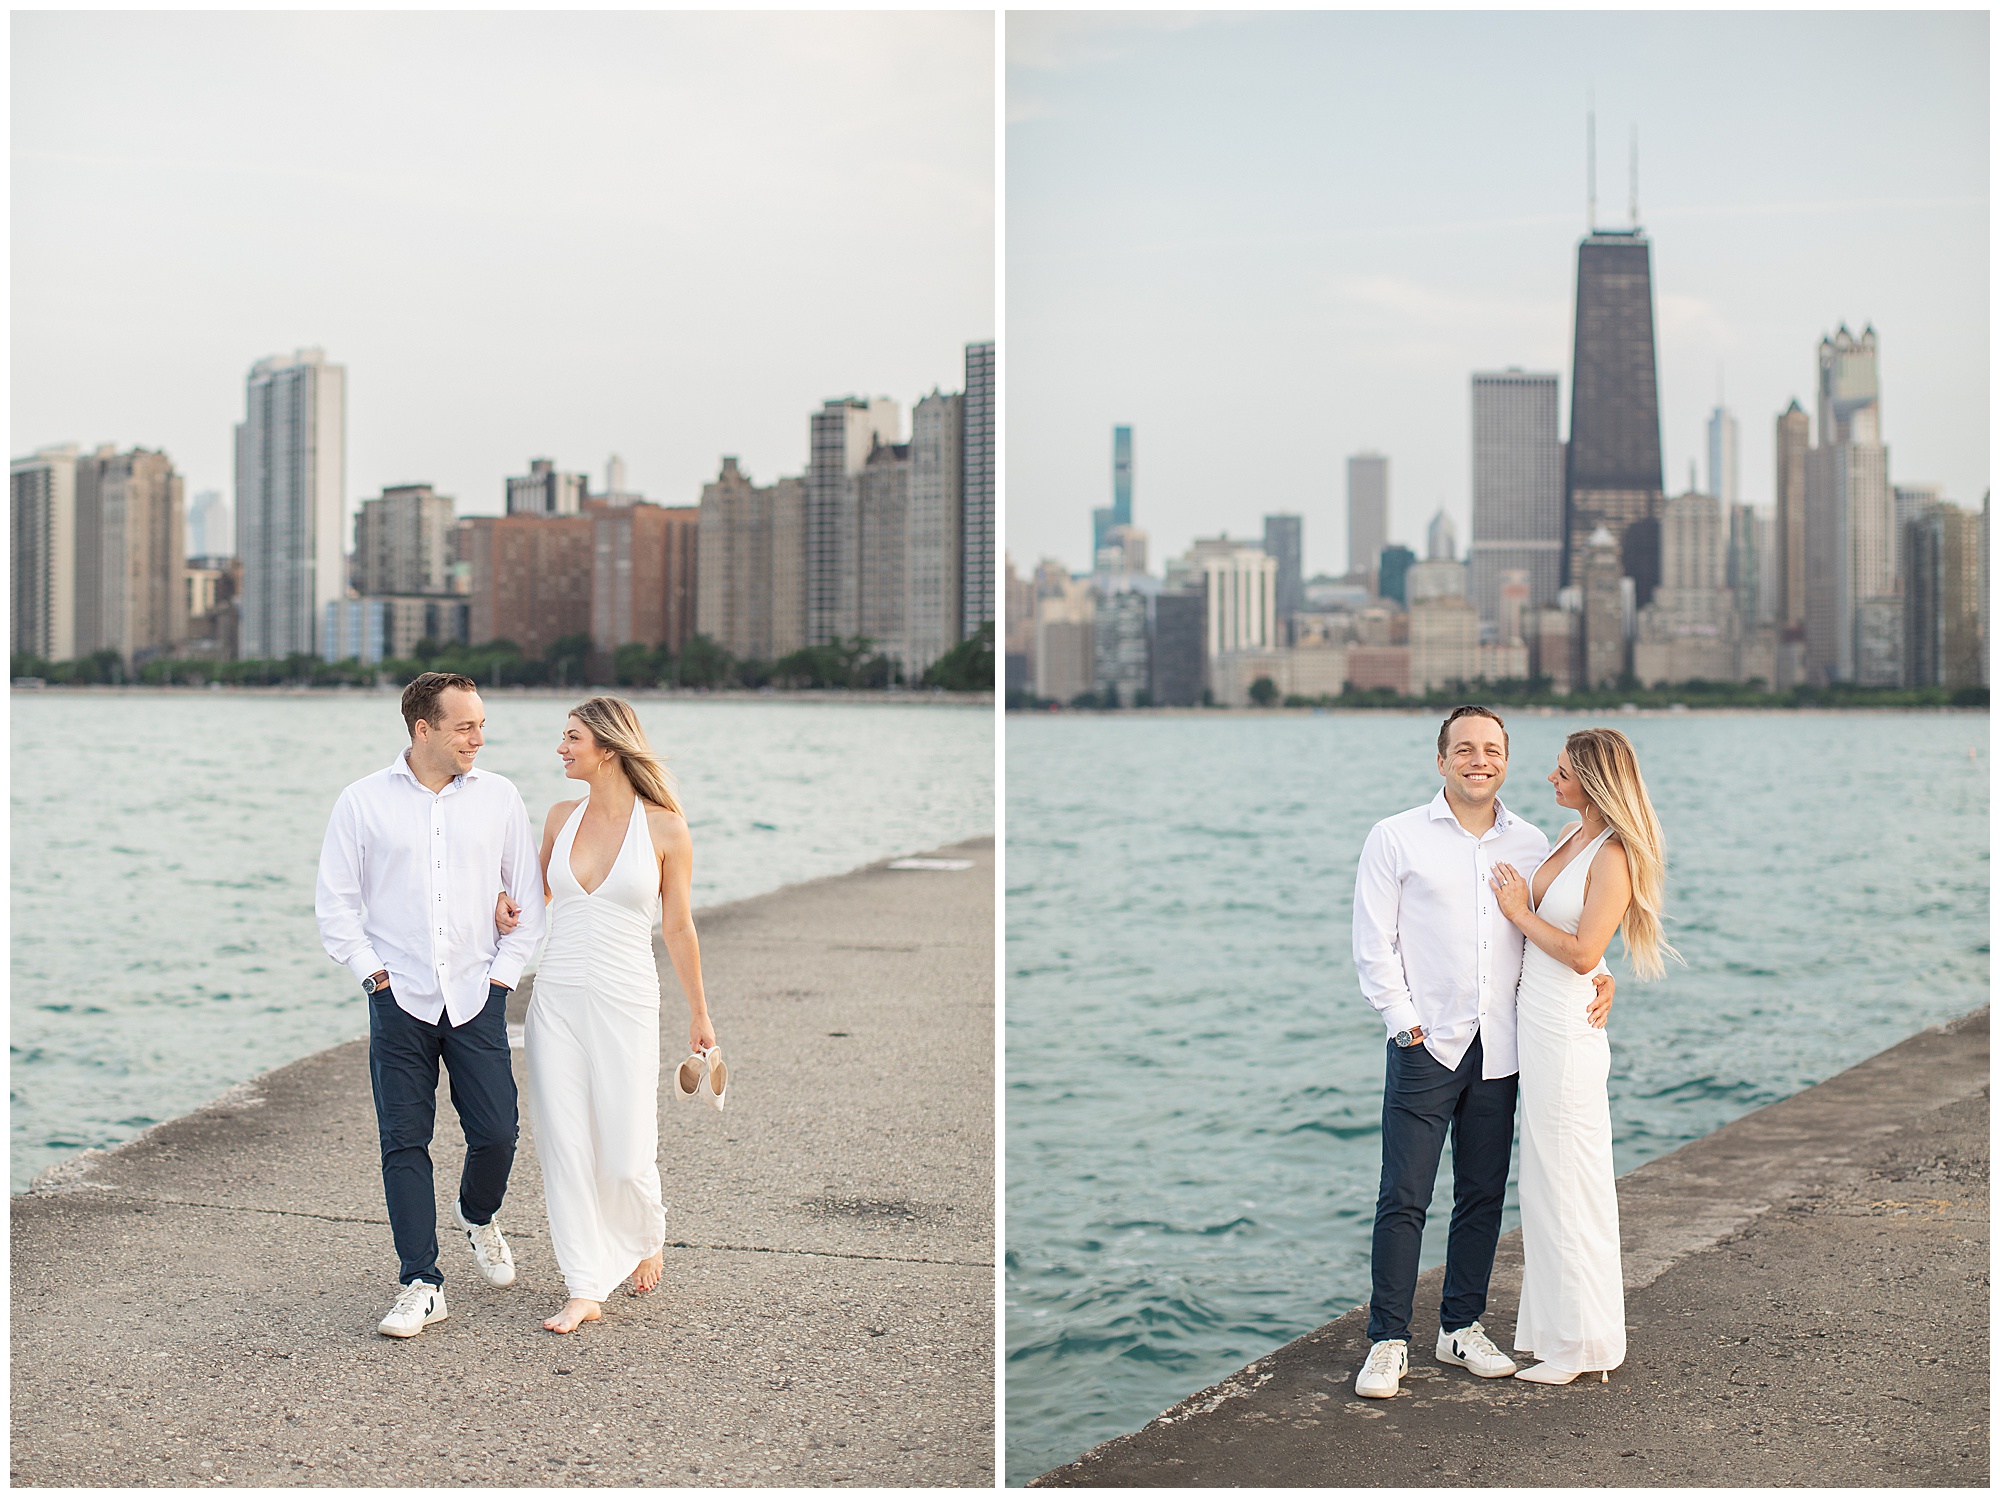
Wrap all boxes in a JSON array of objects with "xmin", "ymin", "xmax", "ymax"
[
  {"xmin": 362, "ymin": 972, "xmax": 391, "ymax": 996},
  {"xmin": 1394, "ymin": 1025, "xmax": 1426, "ymax": 1048}
]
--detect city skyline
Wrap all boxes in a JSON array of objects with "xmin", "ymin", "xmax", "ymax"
[
  {"xmin": 13, "ymin": 12, "xmax": 994, "ymax": 525},
  {"xmin": 1007, "ymin": 11, "xmax": 1988, "ymax": 578}
]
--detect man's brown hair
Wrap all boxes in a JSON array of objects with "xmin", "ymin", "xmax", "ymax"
[
  {"xmin": 1436, "ymin": 703, "xmax": 1508, "ymax": 758},
  {"xmin": 401, "ymin": 671, "xmax": 479, "ymax": 739}
]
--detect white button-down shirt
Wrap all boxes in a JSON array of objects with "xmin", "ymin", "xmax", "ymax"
[
  {"xmin": 315, "ymin": 749, "xmax": 547, "ymax": 1027},
  {"xmin": 1351, "ymin": 789, "xmax": 1550, "ymax": 1078}
]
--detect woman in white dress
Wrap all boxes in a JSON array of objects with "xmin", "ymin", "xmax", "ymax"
[
  {"xmin": 511, "ymin": 696, "xmax": 723, "ymax": 1335},
  {"xmin": 1486, "ymin": 727, "xmax": 1675, "ymax": 1385}
]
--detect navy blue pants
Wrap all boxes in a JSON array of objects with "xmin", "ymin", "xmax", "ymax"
[
  {"xmin": 367, "ymin": 983, "xmax": 518, "ymax": 1286},
  {"xmin": 1366, "ymin": 1031, "xmax": 1518, "ymax": 1343}
]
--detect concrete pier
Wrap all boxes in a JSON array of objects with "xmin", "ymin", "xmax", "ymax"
[
  {"xmin": 1035, "ymin": 1006, "xmax": 1987, "ymax": 1488},
  {"xmin": 12, "ymin": 836, "xmax": 994, "ymax": 1488}
]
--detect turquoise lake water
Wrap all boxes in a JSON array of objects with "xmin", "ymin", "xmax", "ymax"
[
  {"xmin": 1004, "ymin": 709, "xmax": 1989, "ymax": 1485},
  {"xmin": 10, "ymin": 692, "xmax": 992, "ymax": 1191}
]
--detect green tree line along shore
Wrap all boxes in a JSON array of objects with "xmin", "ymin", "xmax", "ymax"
[
  {"xmin": 1010, "ymin": 671, "xmax": 1988, "ymax": 714},
  {"xmin": 16, "ymin": 623, "xmax": 994, "ymax": 694}
]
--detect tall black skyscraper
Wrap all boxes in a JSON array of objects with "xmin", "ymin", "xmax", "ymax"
[{"xmin": 1564, "ymin": 228, "xmax": 1664, "ymax": 605}]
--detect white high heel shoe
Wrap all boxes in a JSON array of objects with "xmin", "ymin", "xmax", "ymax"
[
  {"xmin": 1513, "ymin": 1363, "xmax": 1610, "ymax": 1385},
  {"xmin": 697, "ymin": 1045, "xmax": 727, "ymax": 1111},
  {"xmin": 673, "ymin": 1051, "xmax": 705, "ymax": 1102}
]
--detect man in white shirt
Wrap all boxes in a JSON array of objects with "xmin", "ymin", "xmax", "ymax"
[
  {"xmin": 1349, "ymin": 705, "xmax": 1610, "ymax": 1398},
  {"xmin": 316, "ymin": 672, "xmax": 547, "ymax": 1338}
]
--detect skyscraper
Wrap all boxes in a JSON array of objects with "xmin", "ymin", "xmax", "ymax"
[
  {"xmin": 604, "ymin": 454, "xmax": 630, "ymax": 500},
  {"xmin": 1093, "ymin": 424, "xmax": 1134, "ymax": 562},
  {"xmin": 1803, "ymin": 325, "xmax": 1892, "ymax": 683},
  {"xmin": 1564, "ymin": 229, "xmax": 1664, "ymax": 606},
  {"xmin": 1774, "ymin": 400, "xmax": 1810, "ymax": 637},
  {"xmin": 1580, "ymin": 525, "xmax": 1626, "ymax": 688},
  {"xmin": 1892, "ymin": 483, "xmax": 1945, "ymax": 580},
  {"xmin": 75, "ymin": 445, "xmax": 187, "ymax": 665},
  {"xmin": 961, "ymin": 340, "xmax": 995, "ymax": 640},
  {"xmin": 1904, "ymin": 502, "xmax": 1982, "ymax": 690},
  {"xmin": 1113, "ymin": 425, "xmax": 1132, "ymax": 523},
  {"xmin": 1263, "ymin": 513, "xmax": 1302, "ymax": 623},
  {"xmin": 1468, "ymin": 369, "xmax": 1563, "ymax": 635},
  {"xmin": 1173, "ymin": 537, "xmax": 1277, "ymax": 656},
  {"xmin": 906, "ymin": 390, "xmax": 965, "ymax": 677},
  {"xmin": 696, "ymin": 457, "xmax": 807, "ymax": 663},
  {"xmin": 463, "ymin": 512, "xmax": 593, "ymax": 658},
  {"xmin": 1033, "ymin": 572, "xmax": 1095, "ymax": 703},
  {"xmin": 1148, "ymin": 585, "xmax": 1206, "ymax": 707},
  {"xmin": 1347, "ymin": 453, "xmax": 1388, "ymax": 589},
  {"xmin": 590, "ymin": 501, "xmax": 700, "ymax": 661},
  {"xmin": 857, "ymin": 436, "xmax": 912, "ymax": 674},
  {"xmin": 506, "ymin": 458, "xmax": 586, "ymax": 517},
  {"xmin": 1706, "ymin": 405, "xmax": 1739, "ymax": 509},
  {"xmin": 1426, "ymin": 509, "xmax": 1457, "ymax": 562},
  {"xmin": 1377, "ymin": 543, "xmax": 1416, "ymax": 607},
  {"xmin": 807, "ymin": 395, "xmax": 901, "ymax": 645},
  {"xmin": 1091, "ymin": 588, "xmax": 1149, "ymax": 707},
  {"xmin": 353, "ymin": 484, "xmax": 456, "ymax": 597},
  {"xmin": 186, "ymin": 490, "xmax": 230, "ymax": 560},
  {"xmin": 236, "ymin": 348, "xmax": 346, "ymax": 660},
  {"xmin": 11, "ymin": 444, "xmax": 78, "ymax": 662},
  {"xmin": 1725, "ymin": 502, "xmax": 1763, "ymax": 631},
  {"xmin": 1634, "ymin": 489, "xmax": 1739, "ymax": 686}
]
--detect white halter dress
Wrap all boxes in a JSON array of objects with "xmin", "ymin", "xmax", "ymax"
[
  {"xmin": 525, "ymin": 795, "xmax": 667, "ymax": 1301},
  {"xmin": 1512, "ymin": 822, "xmax": 1627, "ymax": 1375}
]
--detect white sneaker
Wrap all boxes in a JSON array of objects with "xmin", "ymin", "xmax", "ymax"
[
  {"xmin": 378, "ymin": 1280, "xmax": 447, "ymax": 1338},
  {"xmin": 1437, "ymin": 1320, "xmax": 1518, "ymax": 1378},
  {"xmin": 1355, "ymin": 1338, "xmax": 1408, "ymax": 1398},
  {"xmin": 455, "ymin": 1203, "xmax": 516, "ymax": 1287}
]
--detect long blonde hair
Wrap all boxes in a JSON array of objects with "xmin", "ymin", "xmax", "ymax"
[
  {"xmin": 1567, "ymin": 727, "xmax": 1678, "ymax": 981},
  {"xmin": 568, "ymin": 696, "xmax": 681, "ymax": 815}
]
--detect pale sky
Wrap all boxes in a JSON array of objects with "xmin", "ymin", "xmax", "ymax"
[
  {"xmin": 13, "ymin": 11, "xmax": 994, "ymax": 525},
  {"xmin": 1007, "ymin": 10, "xmax": 1990, "ymax": 579}
]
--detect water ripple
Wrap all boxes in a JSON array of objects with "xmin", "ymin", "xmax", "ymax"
[
  {"xmin": 1005, "ymin": 710, "xmax": 1987, "ymax": 1484},
  {"xmin": 12, "ymin": 694, "xmax": 989, "ymax": 1191}
]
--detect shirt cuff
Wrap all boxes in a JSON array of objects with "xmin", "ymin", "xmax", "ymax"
[
  {"xmin": 486, "ymin": 955, "xmax": 525, "ymax": 992},
  {"xmin": 346, "ymin": 951, "xmax": 388, "ymax": 987},
  {"xmin": 1377, "ymin": 1000, "xmax": 1423, "ymax": 1038}
]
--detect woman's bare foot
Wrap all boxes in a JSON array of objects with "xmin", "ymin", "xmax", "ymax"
[
  {"xmin": 630, "ymin": 1251, "xmax": 664, "ymax": 1295},
  {"xmin": 543, "ymin": 1298, "xmax": 601, "ymax": 1334}
]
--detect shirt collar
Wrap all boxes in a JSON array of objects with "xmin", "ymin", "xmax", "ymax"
[
  {"xmin": 390, "ymin": 746, "xmax": 481, "ymax": 789},
  {"xmin": 1428, "ymin": 786, "xmax": 1514, "ymax": 835}
]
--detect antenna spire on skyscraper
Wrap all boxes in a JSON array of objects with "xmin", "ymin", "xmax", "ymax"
[
  {"xmin": 1586, "ymin": 92, "xmax": 1597, "ymax": 230},
  {"xmin": 1629, "ymin": 124, "xmax": 1639, "ymax": 228}
]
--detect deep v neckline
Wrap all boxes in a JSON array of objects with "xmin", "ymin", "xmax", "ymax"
[
  {"xmin": 1531, "ymin": 821, "xmax": 1611, "ymax": 912},
  {"xmin": 567, "ymin": 797, "xmax": 641, "ymax": 898}
]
